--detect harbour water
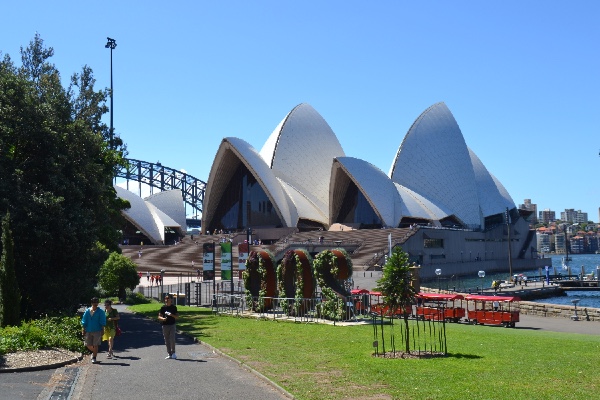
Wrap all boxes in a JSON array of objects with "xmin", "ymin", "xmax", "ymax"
[{"xmin": 432, "ymin": 254, "xmax": 600, "ymax": 309}]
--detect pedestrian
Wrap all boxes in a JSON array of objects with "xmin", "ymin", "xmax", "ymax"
[
  {"xmin": 102, "ymin": 299, "xmax": 120, "ymax": 359},
  {"xmin": 81, "ymin": 297, "xmax": 106, "ymax": 364},
  {"xmin": 158, "ymin": 295, "xmax": 179, "ymax": 359},
  {"xmin": 138, "ymin": 249, "xmax": 142, "ymax": 258},
  {"xmin": 151, "ymin": 275, "xmax": 155, "ymax": 286},
  {"xmin": 146, "ymin": 271, "xmax": 150, "ymax": 281}
]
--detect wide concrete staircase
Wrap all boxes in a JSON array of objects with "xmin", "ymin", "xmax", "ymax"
[{"xmin": 122, "ymin": 228, "xmax": 417, "ymax": 277}]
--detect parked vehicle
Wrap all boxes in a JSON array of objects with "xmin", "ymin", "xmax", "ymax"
[
  {"xmin": 415, "ymin": 292, "xmax": 465, "ymax": 323},
  {"xmin": 465, "ymin": 294, "xmax": 520, "ymax": 327},
  {"xmin": 369, "ymin": 291, "xmax": 412, "ymax": 317}
]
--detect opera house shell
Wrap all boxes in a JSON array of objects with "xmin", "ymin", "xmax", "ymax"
[
  {"xmin": 201, "ymin": 102, "xmax": 516, "ymax": 233},
  {"xmin": 115, "ymin": 185, "xmax": 185, "ymax": 245}
]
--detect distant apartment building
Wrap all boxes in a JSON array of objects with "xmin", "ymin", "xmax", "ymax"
[
  {"xmin": 570, "ymin": 236, "xmax": 584, "ymax": 254},
  {"xmin": 585, "ymin": 232, "xmax": 599, "ymax": 253},
  {"xmin": 561, "ymin": 209, "xmax": 588, "ymax": 224},
  {"xmin": 536, "ymin": 233, "xmax": 551, "ymax": 253},
  {"xmin": 519, "ymin": 199, "xmax": 538, "ymax": 223},
  {"xmin": 538, "ymin": 209, "xmax": 556, "ymax": 224},
  {"xmin": 554, "ymin": 233, "xmax": 566, "ymax": 254}
]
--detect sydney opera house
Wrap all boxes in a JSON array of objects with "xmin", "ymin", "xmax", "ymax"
[
  {"xmin": 203, "ymin": 102, "xmax": 516, "ymax": 232},
  {"xmin": 119, "ymin": 102, "xmax": 546, "ymax": 277}
]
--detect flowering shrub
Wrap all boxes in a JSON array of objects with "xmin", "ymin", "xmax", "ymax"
[
  {"xmin": 277, "ymin": 249, "xmax": 313, "ymax": 315},
  {"xmin": 243, "ymin": 250, "xmax": 276, "ymax": 311},
  {"xmin": 313, "ymin": 249, "xmax": 353, "ymax": 320}
]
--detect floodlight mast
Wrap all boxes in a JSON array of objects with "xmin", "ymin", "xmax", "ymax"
[{"xmin": 105, "ymin": 37, "xmax": 117, "ymax": 149}]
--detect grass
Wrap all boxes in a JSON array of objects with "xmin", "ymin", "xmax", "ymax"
[{"xmin": 130, "ymin": 304, "xmax": 600, "ymax": 400}]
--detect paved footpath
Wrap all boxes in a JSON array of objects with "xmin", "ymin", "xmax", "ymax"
[{"xmin": 0, "ymin": 305, "xmax": 290, "ymax": 400}]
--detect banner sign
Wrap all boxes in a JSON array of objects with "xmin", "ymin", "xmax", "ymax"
[
  {"xmin": 238, "ymin": 243, "xmax": 249, "ymax": 279},
  {"xmin": 238, "ymin": 243, "xmax": 249, "ymax": 271},
  {"xmin": 220, "ymin": 242, "xmax": 232, "ymax": 280},
  {"xmin": 202, "ymin": 243, "xmax": 215, "ymax": 281}
]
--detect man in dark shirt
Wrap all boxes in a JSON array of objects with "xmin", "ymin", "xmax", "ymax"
[{"xmin": 158, "ymin": 295, "xmax": 179, "ymax": 359}]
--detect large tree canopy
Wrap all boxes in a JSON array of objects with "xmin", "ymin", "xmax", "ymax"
[{"xmin": 0, "ymin": 34, "xmax": 128, "ymax": 317}]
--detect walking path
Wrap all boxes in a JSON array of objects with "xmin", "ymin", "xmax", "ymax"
[{"xmin": 0, "ymin": 305, "xmax": 290, "ymax": 400}]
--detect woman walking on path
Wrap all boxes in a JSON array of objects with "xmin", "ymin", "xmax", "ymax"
[{"xmin": 102, "ymin": 299, "xmax": 120, "ymax": 358}]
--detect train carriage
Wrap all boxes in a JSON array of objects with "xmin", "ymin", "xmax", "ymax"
[
  {"xmin": 368, "ymin": 291, "xmax": 413, "ymax": 317},
  {"xmin": 465, "ymin": 294, "xmax": 520, "ymax": 328},
  {"xmin": 416, "ymin": 292, "xmax": 465, "ymax": 323}
]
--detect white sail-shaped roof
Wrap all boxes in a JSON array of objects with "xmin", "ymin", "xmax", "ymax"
[
  {"xmin": 203, "ymin": 137, "xmax": 297, "ymax": 228},
  {"xmin": 389, "ymin": 102, "xmax": 482, "ymax": 228},
  {"xmin": 332, "ymin": 157, "xmax": 403, "ymax": 227},
  {"xmin": 115, "ymin": 185, "xmax": 166, "ymax": 244},
  {"xmin": 260, "ymin": 103, "xmax": 344, "ymax": 216},
  {"xmin": 394, "ymin": 183, "xmax": 453, "ymax": 221},
  {"xmin": 278, "ymin": 179, "xmax": 327, "ymax": 226},
  {"xmin": 145, "ymin": 189, "xmax": 186, "ymax": 230},
  {"xmin": 468, "ymin": 148, "xmax": 515, "ymax": 216}
]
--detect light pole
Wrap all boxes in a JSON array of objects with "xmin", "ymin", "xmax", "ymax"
[
  {"xmin": 105, "ymin": 37, "xmax": 116, "ymax": 149},
  {"xmin": 506, "ymin": 207, "xmax": 513, "ymax": 280},
  {"xmin": 435, "ymin": 268, "xmax": 442, "ymax": 291}
]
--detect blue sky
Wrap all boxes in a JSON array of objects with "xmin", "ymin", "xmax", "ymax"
[{"xmin": 3, "ymin": 1, "xmax": 599, "ymax": 222}]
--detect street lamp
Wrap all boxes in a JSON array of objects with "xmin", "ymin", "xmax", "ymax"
[
  {"xmin": 435, "ymin": 268, "xmax": 442, "ymax": 291},
  {"xmin": 478, "ymin": 270, "xmax": 485, "ymax": 294},
  {"xmin": 105, "ymin": 37, "xmax": 117, "ymax": 149}
]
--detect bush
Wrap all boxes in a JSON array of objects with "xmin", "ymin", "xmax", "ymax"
[
  {"xmin": 0, "ymin": 316, "xmax": 85, "ymax": 355},
  {"xmin": 125, "ymin": 290, "xmax": 150, "ymax": 305}
]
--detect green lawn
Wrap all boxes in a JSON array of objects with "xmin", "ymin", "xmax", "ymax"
[{"xmin": 130, "ymin": 304, "xmax": 600, "ymax": 400}]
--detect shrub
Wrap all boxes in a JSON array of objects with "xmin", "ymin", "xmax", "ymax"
[
  {"xmin": 0, "ymin": 316, "xmax": 85, "ymax": 355},
  {"xmin": 125, "ymin": 290, "xmax": 150, "ymax": 305}
]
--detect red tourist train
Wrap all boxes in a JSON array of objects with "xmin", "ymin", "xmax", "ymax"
[
  {"xmin": 355, "ymin": 290, "xmax": 520, "ymax": 328},
  {"xmin": 464, "ymin": 294, "xmax": 520, "ymax": 328},
  {"xmin": 364, "ymin": 291, "xmax": 412, "ymax": 317},
  {"xmin": 416, "ymin": 293, "xmax": 466, "ymax": 323}
]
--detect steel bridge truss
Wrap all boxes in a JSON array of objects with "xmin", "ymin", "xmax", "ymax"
[{"xmin": 116, "ymin": 158, "xmax": 206, "ymax": 219}]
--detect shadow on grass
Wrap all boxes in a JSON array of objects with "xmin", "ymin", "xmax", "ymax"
[
  {"xmin": 445, "ymin": 353, "xmax": 482, "ymax": 359},
  {"xmin": 515, "ymin": 326, "xmax": 542, "ymax": 331}
]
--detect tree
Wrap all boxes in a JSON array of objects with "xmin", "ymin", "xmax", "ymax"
[
  {"xmin": 0, "ymin": 212, "xmax": 21, "ymax": 327},
  {"xmin": 0, "ymin": 34, "xmax": 127, "ymax": 316},
  {"xmin": 97, "ymin": 252, "xmax": 140, "ymax": 301},
  {"xmin": 375, "ymin": 246, "xmax": 418, "ymax": 353}
]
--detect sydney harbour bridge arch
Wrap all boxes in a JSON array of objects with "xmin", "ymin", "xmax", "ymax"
[{"xmin": 116, "ymin": 158, "xmax": 206, "ymax": 226}]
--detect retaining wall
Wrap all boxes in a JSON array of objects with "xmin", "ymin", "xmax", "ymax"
[{"xmin": 519, "ymin": 301, "xmax": 600, "ymax": 322}]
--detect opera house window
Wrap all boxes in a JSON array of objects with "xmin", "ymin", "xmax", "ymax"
[{"xmin": 424, "ymin": 238, "xmax": 444, "ymax": 248}]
